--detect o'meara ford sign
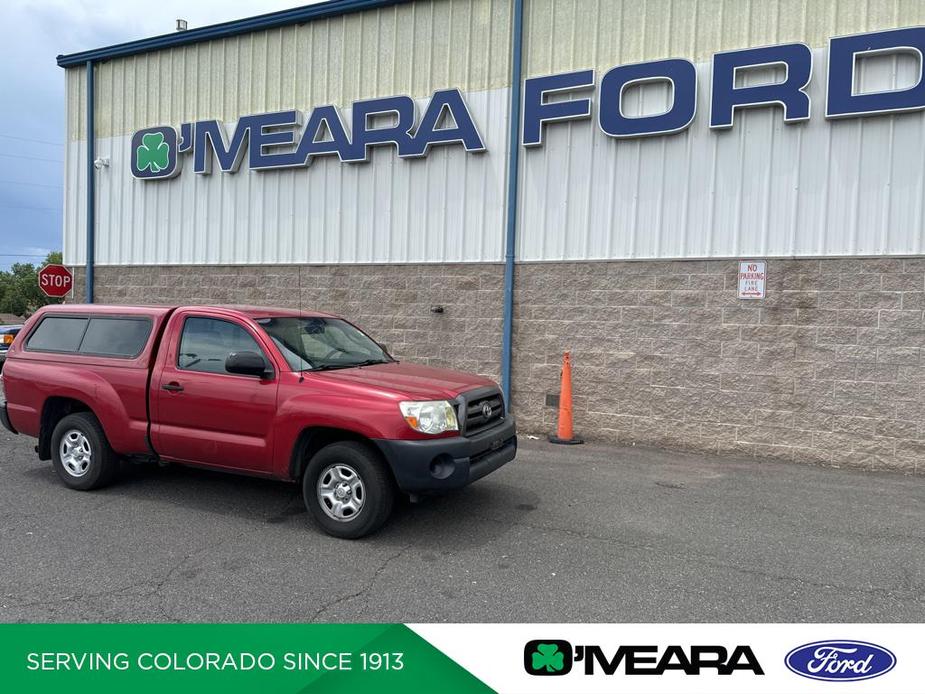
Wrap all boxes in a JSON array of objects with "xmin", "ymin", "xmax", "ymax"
[{"xmin": 132, "ymin": 26, "xmax": 925, "ymax": 180}]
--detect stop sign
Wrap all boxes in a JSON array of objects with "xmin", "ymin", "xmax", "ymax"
[{"xmin": 38, "ymin": 264, "xmax": 74, "ymax": 298}]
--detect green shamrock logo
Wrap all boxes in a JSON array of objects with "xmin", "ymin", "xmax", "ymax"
[
  {"xmin": 531, "ymin": 643, "xmax": 565, "ymax": 673},
  {"xmin": 136, "ymin": 132, "xmax": 171, "ymax": 173}
]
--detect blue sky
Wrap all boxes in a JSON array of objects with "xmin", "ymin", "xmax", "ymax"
[{"xmin": 0, "ymin": 0, "xmax": 311, "ymax": 270}]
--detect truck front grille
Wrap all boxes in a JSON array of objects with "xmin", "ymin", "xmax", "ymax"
[{"xmin": 462, "ymin": 390, "xmax": 504, "ymax": 436}]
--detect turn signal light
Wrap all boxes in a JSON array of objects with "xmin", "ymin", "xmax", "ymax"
[{"xmin": 1, "ymin": 335, "xmax": 12, "ymax": 345}]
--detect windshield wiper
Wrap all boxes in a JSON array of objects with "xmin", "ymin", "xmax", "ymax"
[
  {"xmin": 311, "ymin": 359, "xmax": 390, "ymax": 372},
  {"xmin": 310, "ymin": 363, "xmax": 356, "ymax": 372},
  {"xmin": 351, "ymin": 359, "xmax": 391, "ymax": 367}
]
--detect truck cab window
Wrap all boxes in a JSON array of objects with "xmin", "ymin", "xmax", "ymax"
[
  {"xmin": 178, "ymin": 317, "xmax": 264, "ymax": 375},
  {"xmin": 254, "ymin": 317, "xmax": 391, "ymax": 371}
]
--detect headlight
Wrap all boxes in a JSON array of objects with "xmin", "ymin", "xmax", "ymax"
[{"xmin": 399, "ymin": 400, "xmax": 459, "ymax": 435}]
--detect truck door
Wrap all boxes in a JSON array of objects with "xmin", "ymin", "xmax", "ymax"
[{"xmin": 151, "ymin": 312, "xmax": 279, "ymax": 473}]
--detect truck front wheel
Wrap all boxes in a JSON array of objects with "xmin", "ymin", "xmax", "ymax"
[
  {"xmin": 50, "ymin": 412, "xmax": 120, "ymax": 491},
  {"xmin": 302, "ymin": 442, "xmax": 394, "ymax": 539}
]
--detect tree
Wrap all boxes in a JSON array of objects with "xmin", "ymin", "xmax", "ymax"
[{"xmin": 0, "ymin": 251, "xmax": 64, "ymax": 317}]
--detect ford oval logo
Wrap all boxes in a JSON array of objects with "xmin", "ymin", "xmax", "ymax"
[{"xmin": 785, "ymin": 641, "xmax": 896, "ymax": 682}]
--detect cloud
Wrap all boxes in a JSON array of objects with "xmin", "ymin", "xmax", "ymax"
[{"xmin": 0, "ymin": 0, "xmax": 314, "ymax": 267}]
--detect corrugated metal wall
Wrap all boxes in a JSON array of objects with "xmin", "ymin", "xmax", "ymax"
[
  {"xmin": 63, "ymin": 0, "xmax": 513, "ymax": 265},
  {"xmin": 63, "ymin": 0, "xmax": 925, "ymax": 266},
  {"xmin": 518, "ymin": 0, "xmax": 925, "ymax": 261},
  {"xmin": 518, "ymin": 48, "xmax": 925, "ymax": 260},
  {"xmin": 64, "ymin": 66, "xmax": 88, "ymax": 266},
  {"xmin": 71, "ymin": 0, "xmax": 512, "ymax": 141},
  {"xmin": 521, "ymin": 0, "xmax": 925, "ymax": 77},
  {"xmin": 68, "ymin": 90, "xmax": 508, "ymax": 265}
]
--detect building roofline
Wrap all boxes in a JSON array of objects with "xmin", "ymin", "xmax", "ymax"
[{"xmin": 56, "ymin": 0, "xmax": 408, "ymax": 68}]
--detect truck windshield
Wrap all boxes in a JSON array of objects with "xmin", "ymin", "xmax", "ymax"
[{"xmin": 254, "ymin": 317, "xmax": 392, "ymax": 372}]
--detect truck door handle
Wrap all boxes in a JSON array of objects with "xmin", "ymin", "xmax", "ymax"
[{"xmin": 162, "ymin": 382, "xmax": 184, "ymax": 393}]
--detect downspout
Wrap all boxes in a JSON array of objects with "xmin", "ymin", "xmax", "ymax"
[
  {"xmin": 85, "ymin": 59, "xmax": 95, "ymax": 303},
  {"xmin": 501, "ymin": 0, "xmax": 524, "ymax": 408}
]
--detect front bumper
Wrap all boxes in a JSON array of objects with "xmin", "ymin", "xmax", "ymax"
[
  {"xmin": 375, "ymin": 416, "xmax": 516, "ymax": 493},
  {"xmin": 0, "ymin": 400, "xmax": 17, "ymax": 435}
]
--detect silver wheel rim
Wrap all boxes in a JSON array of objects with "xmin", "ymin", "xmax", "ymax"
[
  {"xmin": 60, "ymin": 429, "xmax": 92, "ymax": 478},
  {"xmin": 316, "ymin": 463, "xmax": 365, "ymax": 521}
]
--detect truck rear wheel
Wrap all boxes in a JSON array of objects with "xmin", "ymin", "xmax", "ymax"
[
  {"xmin": 302, "ymin": 442, "xmax": 394, "ymax": 539},
  {"xmin": 51, "ymin": 412, "xmax": 119, "ymax": 491}
]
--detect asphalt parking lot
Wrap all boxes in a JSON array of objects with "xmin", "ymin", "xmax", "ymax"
[{"xmin": 1, "ymin": 389, "xmax": 924, "ymax": 623}]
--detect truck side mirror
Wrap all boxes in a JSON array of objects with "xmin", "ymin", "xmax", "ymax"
[{"xmin": 225, "ymin": 351, "xmax": 272, "ymax": 379}]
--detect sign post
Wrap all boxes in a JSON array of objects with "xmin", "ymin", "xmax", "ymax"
[{"xmin": 38, "ymin": 264, "xmax": 74, "ymax": 299}]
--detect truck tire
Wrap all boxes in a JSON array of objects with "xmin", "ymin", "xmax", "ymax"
[
  {"xmin": 302, "ymin": 441, "xmax": 394, "ymax": 539},
  {"xmin": 51, "ymin": 412, "xmax": 119, "ymax": 491}
]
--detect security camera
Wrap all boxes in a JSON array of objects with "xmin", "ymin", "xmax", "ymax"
[{"xmin": 93, "ymin": 157, "xmax": 110, "ymax": 169}]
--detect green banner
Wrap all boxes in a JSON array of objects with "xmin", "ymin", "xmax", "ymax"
[{"xmin": 0, "ymin": 624, "xmax": 494, "ymax": 694}]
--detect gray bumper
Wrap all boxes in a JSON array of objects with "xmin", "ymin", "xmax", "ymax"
[{"xmin": 375, "ymin": 417, "xmax": 517, "ymax": 493}]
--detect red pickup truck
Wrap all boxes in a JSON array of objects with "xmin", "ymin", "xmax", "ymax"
[{"xmin": 0, "ymin": 305, "xmax": 516, "ymax": 538}]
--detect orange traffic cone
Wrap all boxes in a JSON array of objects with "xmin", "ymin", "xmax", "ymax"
[{"xmin": 549, "ymin": 351, "xmax": 583, "ymax": 445}]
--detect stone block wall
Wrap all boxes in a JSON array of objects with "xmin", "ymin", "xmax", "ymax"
[
  {"xmin": 512, "ymin": 258, "xmax": 925, "ymax": 473},
  {"xmin": 72, "ymin": 264, "xmax": 504, "ymax": 383},
  {"xmin": 71, "ymin": 257, "xmax": 925, "ymax": 472}
]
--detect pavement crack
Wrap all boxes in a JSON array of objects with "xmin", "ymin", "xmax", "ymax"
[
  {"xmin": 2, "ymin": 537, "xmax": 228, "ymax": 620},
  {"xmin": 471, "ymin": 511, "xmax": 925, "ymax": 606},
  {"xmin": 695, "ymin": 558, "xmax": 925, "ymax": 604},
  {"xmin": 311, "ymin": 542, "xmax": 414, "ymax": 621},
  {"xmin": 2, "ymin": 578, "xmax": 160, "ymax": 612},
  {"xmin": 141, "ymin": 538, "xmax": 230, "ymax": 622}
]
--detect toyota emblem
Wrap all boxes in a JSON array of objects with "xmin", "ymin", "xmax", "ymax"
[{"xmin": 481, "ymin": 402, "xmax": 493, "ymax": 418}]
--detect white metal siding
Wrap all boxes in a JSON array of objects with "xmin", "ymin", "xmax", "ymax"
[
  {"xmin": 522, "ymin": 0, "xmax": 925, "ymax": 78},
  {"xmin": 66, "ymin": 89, "xmax": 509, "ymax": 265},
  {"xmin": 518, "ymin": 49, "xmax": 925, "ymax": 261},
  {"xmin": 62, "ymin": 0, "xmax": 925, "ymax": 266},
  {"xmin": 76, "ymin": 0, "xmax": 512, "ymax": 141},
  {"xmin": 63, "ymin": 0, "xmax": 514, "ymax": 266},
  {"xmin": 63, "ymin": 66, "xmax": 87, "ymax": 266}
]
